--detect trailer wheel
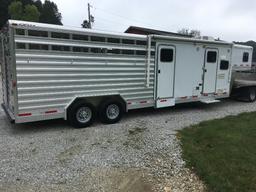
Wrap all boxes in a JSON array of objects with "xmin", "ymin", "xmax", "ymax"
[
  {"xmin": 68, "ymin": 101, "xmax": 96, "ymax": 128},
  {"xmin": 247, "ymin": 87, "xmax": 256, "ymax": 102},
  {"xmin": 99, "ymin": 100, "xmax": 124, "ymax": 124}
]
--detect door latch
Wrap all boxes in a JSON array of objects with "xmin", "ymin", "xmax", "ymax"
[{"xmin": 158, "ymin": 70, "xmax": 161, "ymax": 74}]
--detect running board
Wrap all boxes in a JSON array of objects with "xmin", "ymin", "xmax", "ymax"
[{"xmin": 200, "ymin": 99, "xmax": 220, "ymax": 104}]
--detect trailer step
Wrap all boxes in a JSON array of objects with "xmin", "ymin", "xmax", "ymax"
[{"xmin": 200, "ymin": 99, "xmax": 220, "ymax": 104}]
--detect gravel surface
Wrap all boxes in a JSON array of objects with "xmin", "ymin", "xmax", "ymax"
[{"xmin": 1, "ymin": 82, "xmax": 256, "ymax": 191}]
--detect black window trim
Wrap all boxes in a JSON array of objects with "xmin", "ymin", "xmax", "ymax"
[
  {"xmin": 207, "ymin": 51, "xmax": 217, "ymax": 63},
  {"xmin": 243, "ymin": 52, "xmax": 249, "ymax": 62},
  {"xmin": 220, "ymin": 60, "xmax": 229, "ymax": 70},
  {"xmin": 160, "ymin": 48, "xmax": 174, "ymax": 62}
]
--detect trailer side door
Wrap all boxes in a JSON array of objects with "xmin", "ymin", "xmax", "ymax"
[
  {"xmin": 156, "ymin": 45, "xmax": 175, "ymax": 108},
  {"xmin": 203, "ymin": 49, "xmax": 218, "ymax": 94}
]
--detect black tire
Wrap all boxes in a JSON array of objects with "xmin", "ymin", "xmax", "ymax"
[
  {"xmin": 247, "ymin": 87, "xmax": 256, "ymax": 102},
  {"xmin": 98, "ymin": 99, "xmax": 124, "ymax": 124},
  {"xmin": 68, "ymin": 101, "xmax": 96, "ymax": 128}
]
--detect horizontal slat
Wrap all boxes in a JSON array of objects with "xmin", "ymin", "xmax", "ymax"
[
  {"xmin": 17, "ymin": 73, "xmax": 155, "ymax": 78},
  {"xmin": 18, "ymin": 87, "xmax": 154, "ymax": 99},
  {"xmin": 15, "ymin": 35, "xmax": 155, "ymax": 51},
  {"xmin": 16, "ymin": 53, "xmax": 155, "ymax": 62},
  {"xmin": 18, "ymin": 78, "xmax": 154, "ymax": 85},
  {"xmin": 16, "ymin": 60, "xmax": 155, "ymax": 66}
]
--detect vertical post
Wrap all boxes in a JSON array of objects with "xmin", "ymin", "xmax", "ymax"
[
  {"xmin": 88, "ymin": 3, "xmax": 91, "ymax": 29},
  {"xmin": 146, "ymin": 35, "xmax": 152, "ymax": 88}
]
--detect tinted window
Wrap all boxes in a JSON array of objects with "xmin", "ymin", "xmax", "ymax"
[
  {"xmin": 243, "ymin": 52, "xmax": 249, "ymax": 62},
  {"xmin": 160, "ymin": 49, "xmax": 173, "ymax": 62},
  {"xmin": 207, "ymin": 51, "xmax": 217, "ymax": 63},
  {"xmin": 220, "ymin": 60, "xmax": 229, "ymax": 70}
]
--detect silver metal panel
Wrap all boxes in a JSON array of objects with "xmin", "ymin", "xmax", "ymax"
[{"xmin": 10, "ymin": 22, "xmax": 156, "ymax": 121}]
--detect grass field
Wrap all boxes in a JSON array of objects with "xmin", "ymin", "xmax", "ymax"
[{"xmin": 178, "ymin": 112, "xmax": 256, "ymax": 192}]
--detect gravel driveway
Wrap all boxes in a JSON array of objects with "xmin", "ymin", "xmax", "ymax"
[{"xmin": 1, "ymin": 81, "xmax": 256, "ymax": 191}]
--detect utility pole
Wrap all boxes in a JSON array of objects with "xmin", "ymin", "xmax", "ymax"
[{"xmin": 88, "ymin": 3, "xmax": 91, "ymax": 29}]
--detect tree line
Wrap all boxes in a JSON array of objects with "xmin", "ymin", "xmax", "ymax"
[{"xmin": 0, "ymin": 0, "xmax": 62, "ymax": 29}]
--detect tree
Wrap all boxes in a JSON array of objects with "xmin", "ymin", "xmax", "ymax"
[
  {"xmin": 23, "ymin": 5, "xmax": 40, "ymax": 22},
  {"xmin": 0, "ymin": 0, "xmax": 62, "ymax": 29},
  {"xmin": 8, "ymin": 1, "xmax": 40, "ymax": 22},
  {"xmin": 40, "ymin": 0, "xmax": 62, "ymax": 25},
  {"xmin": 178, "ymin": 28, "xmax": 201, "ymax": 38},
  {"xmin": 8, "ymin": 1, "xmax": 23, "ymax": 20}
]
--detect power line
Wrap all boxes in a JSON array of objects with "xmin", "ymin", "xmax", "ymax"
[{"xmin": 92, "ymin": 6, "xmax": 171, "ymax": 31}]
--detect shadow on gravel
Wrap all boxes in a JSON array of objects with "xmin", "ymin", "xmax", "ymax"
[
  {"xmin": 5, "ymin": 99, "xmax": 231, "ymax": 135},
  {"xmin": 8, "ymin": 118, "xmax": 70, "ymax": 135}
]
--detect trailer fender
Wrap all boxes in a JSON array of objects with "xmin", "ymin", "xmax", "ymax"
[{"xmin": 64, "ymin": 93, "xmax": 126, "ymax": 120}]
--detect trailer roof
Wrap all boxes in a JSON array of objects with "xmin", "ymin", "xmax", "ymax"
[
  {"xmin": 8, "ymin": 20, "xmax": 233, "ymax": 45},
  {"xmin": 233, "ymin": 44, "xmax": 253, "ymax": 49},
  {"xmin": 151, "ymin": 35, "xmax": 233, "ymax": 46},
  {"xmin": 8, "ymin": 20, "xmax": 148, "ymax": 40}
]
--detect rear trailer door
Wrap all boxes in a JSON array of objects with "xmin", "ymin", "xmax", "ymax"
[
  {"xmin": 1, "ymin": 32, "xmax": 11, "ymax": 109},
  {"xmin": 203, "ymin": 49, "xmax": 218, "ymax": 94},
  {"xmin": 1, "ymin": 27, "xmax": 16, "ymax": 120},
  {"xmin": 156, "ymin": 45, "xmax": 175, "ymax": 108}
]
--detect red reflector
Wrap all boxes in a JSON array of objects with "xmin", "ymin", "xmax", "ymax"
[
  {"xmin": 12, "ymin": 81, "xmax": 17, "ymax": 88},
  {"xmin": 18, "ymin": 113, "xmax": 32, "ymax": 117},
  {"xmin": 140, "ymin": 101, "xmax": 147, "ymax": 104},
  {"xmin": 127, "ymin": 102, "xmax": 132, "ymax": 105},
  {"xmin": 160, "ymin": 99, "xmax": 167, "ymax": 103},
  {"xmin": 203, "ymin": 93, "xmax": 208, "ymax": 96},
  {"xmin": 45, "ymin": 110, "xmax": 57, "ymax": 114},
  {"xmin": 192, "ymin": 96, "xmax": 198, "ymax": 98}
]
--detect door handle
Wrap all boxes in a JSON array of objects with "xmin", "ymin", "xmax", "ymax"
[
  {"xmin": 158, "ymin": 70, "xmax": 161, "ymax": 74},
  {"xmin": 204, "ymin": 69, "xmax": 207, "ymax": 72}
]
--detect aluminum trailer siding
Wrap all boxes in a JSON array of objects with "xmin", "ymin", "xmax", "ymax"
[{"xmin": 2, "ymin": 20, "xmax": 156, "ymax": 124}]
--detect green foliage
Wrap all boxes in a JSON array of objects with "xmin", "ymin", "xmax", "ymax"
[
  {"xmin": 8, "ymin": 1, "xmax": 23, "ymax": 20},
  {"xmin": 23, "ymin": 4, "xmax": 40, "ymax": 22},
  {"xmin": 0, "ymin": 0, "xmax": 62, "ymax": 29},
  {"xmin": 40, "ymin": 0, "xmax": 62, "ymax": 25},
  {"xmin": 179, "ymin": 112, "xmax": 256, "ymax": 192},
  {"xmin": 8, "ymin": 1, "xmax": 40, "ymax": 22}
]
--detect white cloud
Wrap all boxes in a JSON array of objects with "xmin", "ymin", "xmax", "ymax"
[{"xmin": 49, "ymin": 0, "xmax": 256, "ymax": 41}]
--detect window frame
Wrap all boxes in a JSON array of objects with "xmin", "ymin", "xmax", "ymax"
[
  {"xmin": 160, "ymin": 48, "xmax": 174, "ymax": 62},
  {"xmin": 220, "ymin": 60, "xmax": 229, "ymax": 70},
  {"xmin": 207, "ymin": 51, "xmax": 217, "ymax": 63},
  {"xmin": 243, "ymin": 52, "xmax": 249, "ymax": 62}
]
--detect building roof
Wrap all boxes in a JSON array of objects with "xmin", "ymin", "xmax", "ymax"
[{"xmin": 125, "ymin": 26, "xmax": 191, "ymax": 37}]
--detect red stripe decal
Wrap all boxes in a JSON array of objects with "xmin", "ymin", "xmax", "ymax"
[
  {"xmin": 140, "ymin": 101, "xmax": 147, "ymax": 104},
  {"xmin": 45, "ymin": 110, "xmax": 58, "ymax": 114},
  {"xmin": 18, "ymin": 113, "xmax": 32, "ymax": 117},
  {"xmin": 181, "ymin": 97, "xmax": 188, "ymax": 99},
  {"xmin": 160, "ymin": 99, "xmax": 167, "ymax": 103},
  {"xmin": 127, "ymin": 102, "xmax": 132, "ymax": 105},
  {"xmin": 203, "ymin": 93, "xmax": 208, "ymax": 96},
  {"xmin": 192, "ymin": 96, "xmax": 198, "ymax": 98}
]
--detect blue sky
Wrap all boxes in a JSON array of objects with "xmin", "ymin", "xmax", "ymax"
[{"xmin": 49, "ymin": 0, "xmax": 256, "ymax": 42}]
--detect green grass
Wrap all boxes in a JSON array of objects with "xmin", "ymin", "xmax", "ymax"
[{"xmin": 178, "ymin": 112, "xmax": 256, "ymax": 192}]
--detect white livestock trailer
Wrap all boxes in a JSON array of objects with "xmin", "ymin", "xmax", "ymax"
[{"xmin": 0, "ymin": 20, "xmax": 251, "ymax": 128}]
